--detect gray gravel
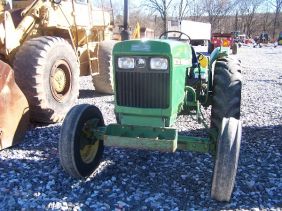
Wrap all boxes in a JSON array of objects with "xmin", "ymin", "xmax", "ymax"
[{"xmin": 0, "ymin": 46, "xmax": 281, "ymax": 210}]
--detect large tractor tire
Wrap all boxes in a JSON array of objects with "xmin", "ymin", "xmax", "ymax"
[
  {"xmin": 59, "ymin": 104, "xmax": 104, "ymax": 178},
  {"xmin": 210, "ymin": 57, "xmax": 242, "ymax": 201},
  {"xmin": 210, "ymin": 57, "xmax": 242, "ymax": 129},
  {"xmin": 92, "ymin": 40, "xmax": 116, "ymax": 94},
  {"xmin": 13, "ymin": 36, "xmax": 79, "ymax": 123}
]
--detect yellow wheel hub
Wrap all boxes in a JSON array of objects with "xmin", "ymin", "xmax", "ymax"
[
  {"xmin": 80, "ymin": 141, "xmax": 99, "ymax": 164},
  {"xmin": 52, "ymin": 68, "xmax": 67, "ymax": 93}
]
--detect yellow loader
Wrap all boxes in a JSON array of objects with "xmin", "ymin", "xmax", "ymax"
[
  {"xmin": 0, "ymin": 61, "xmax": 29, "ymax": 150},
  {"xmin": 0, "ymin": 0, "xmax": 115, "ymax": 149}
]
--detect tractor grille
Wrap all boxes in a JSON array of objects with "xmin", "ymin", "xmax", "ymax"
[{"xmin": 115, "ymin": 71, "xmax": 170, "ymax": 108}]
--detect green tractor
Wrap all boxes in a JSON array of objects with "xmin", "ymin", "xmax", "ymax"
[{"xmin": 58, "ymin": 30, "xmax": 242, "ymax": 202}]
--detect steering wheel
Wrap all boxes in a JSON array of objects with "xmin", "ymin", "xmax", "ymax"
[{"xmin": 159, "ymin": 30, "xmax": 191, "ymax": 43}]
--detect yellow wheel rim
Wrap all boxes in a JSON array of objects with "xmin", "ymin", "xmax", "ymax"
[
  {"xmin": 52, "ymin": 68, "xmax": 67, "ymax": 93},
  {"xmin": 80, "ymin": 141, "xmax": 99, "ymax": 164},
  {"xmin": 50, "ymin": 60, "xmax": 71, "ymax": 102}
]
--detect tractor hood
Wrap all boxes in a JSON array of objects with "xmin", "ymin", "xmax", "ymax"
[
  {"xmin": 113, "ymin": 39, "xmax": 192, "ymax": 63},
  {"xmin": 113, "ymin": 39, "xmax": 192, "ymax": 128}
]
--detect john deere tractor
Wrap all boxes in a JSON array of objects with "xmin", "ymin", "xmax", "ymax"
[{"xmin": 58, "ymin": 27, "xmax": 242, "ymax": 202}]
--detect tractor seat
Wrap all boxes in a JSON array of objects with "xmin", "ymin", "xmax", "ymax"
[{"xmin": 191, "ymin": 46, "xmax": 198, "ymax": 68}]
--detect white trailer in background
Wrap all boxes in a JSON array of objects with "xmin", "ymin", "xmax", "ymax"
[{"xmin": 167, "ymin": 20, "xmax": 211, "ymax": 53}]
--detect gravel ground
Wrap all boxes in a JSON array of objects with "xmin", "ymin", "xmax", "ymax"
[{"xmin": 0, "ymin": 46, "xmax": 281, "ymax": 210}]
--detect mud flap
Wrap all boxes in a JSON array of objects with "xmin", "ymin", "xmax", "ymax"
[{"xmin": 0, "ymin": 60, "xmax": 29, "ymax": 150}]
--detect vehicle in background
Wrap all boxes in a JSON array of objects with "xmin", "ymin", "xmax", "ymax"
[
  {"xmin": 254, "ymin": 32, "xmax": 270, "ymax": 48},
  {"xmin": 167, "ymin": 20, "xmax": 211, "ymax": 54},
  {"xmin": 278, "ymin": 32, "xmax": 282, "ymax": 45},
  {"xmin": 0, "ymin": 0, "xmax": 115, "ymax": 149},
  {"xmin": 140, "ymin": 27, "xmax": 155, "ymax": 39},
  {"xmin": 211, "ymin": 33, "xmax": 238, "ymax": 54},
  {"xmin": 231, "ymin": 31, "xmax": 242, "ymax": 46}
]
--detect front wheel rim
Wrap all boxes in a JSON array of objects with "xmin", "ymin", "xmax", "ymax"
[{"xmin": 80, "ymin": 141, "xmax": 99, "ymax": 164}]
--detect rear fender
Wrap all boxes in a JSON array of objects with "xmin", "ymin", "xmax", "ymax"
[
  {"xmin": 205, "ymin": 47, "xmax": 229, "ymax": 105},
  {"xmin": 209, "ymin": 47, "xmax": 228, "ymax": 67}
]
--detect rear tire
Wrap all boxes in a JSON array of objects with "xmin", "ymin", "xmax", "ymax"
[
  {"xmin": 210, "ymin": 57, "xmax": 242, "ymax": 201},
  {"xmin": 92, "ymin": 40, "xmax": 116, "ymax": 94},
  {"xmin": 13, "ymin": 36, "xmax": 79, "ymax": 123},
  {"xmin": 211, "ymin": 57, "xmax": 242, "ymax": 130},
  {"xmin": 59, "ymin": 104, "xmax": 105, "ymax": 178}
]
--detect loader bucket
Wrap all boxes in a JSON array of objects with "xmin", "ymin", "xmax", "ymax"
[{"xmin": 0, "ymin": 60, "xmax": 29, "ymax": 150}]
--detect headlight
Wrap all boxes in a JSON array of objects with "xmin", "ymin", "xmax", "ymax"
[
  {"xmin": 150, "ymin": 58, "xmax": 168, "ymax": 70},
  {"xmin": 118, "ymin": 57, "xmax": 135, "ymax": 69}
]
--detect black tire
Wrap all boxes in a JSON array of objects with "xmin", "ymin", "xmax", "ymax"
[
  {"xmin": 59, "ymin": 104, "xmax": 105, "ymax": 178},
  {"xmin": 211, "ymin": 117, "xmax": 242, "ymax": 202},
  {"xmin": 13, "ymin": 36, "xmax": 79, "ymax": 123},
  {"xmin": 210, "ymin": 57, "xmax": 242, "ymax": 201},
  {"xmin": 231, "ymin": 43, "xmax": 238, "ymax": 55},
  {"xmin": 211, "ymin": 57, "xmax": 242, "ymax": 130},
  {"xmin": 92, "ymin": 40, "xmax": 116, "ymax": 94}
]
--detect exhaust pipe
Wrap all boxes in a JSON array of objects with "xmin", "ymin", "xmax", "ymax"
[{"xmin": 121, "ymin": 0, "xmax": 129, "ymax": 41}]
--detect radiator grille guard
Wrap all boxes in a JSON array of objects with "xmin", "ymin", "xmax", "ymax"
[{"xmin": 115, "ymin": 59, "xmax": 170, "ymax": 108}]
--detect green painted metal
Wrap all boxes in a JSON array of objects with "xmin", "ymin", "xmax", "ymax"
[
  {"xmin": 104, "ymin": 124, "xmax": 178, "ymax": 152},
  {"xmin": 112, "ymin": 40, "xmax": 192, "ymax": 59},
  {"xmin": 208, "ymin": 128, "xmax": 218, "ymax": 156},
  {"xmin": 209, "ymin": 47, "xmax": 228, "ymax": 67},
  {"xmin": 185, "ymin": 86, "xmax": 197, "ymax": 108},
  {"xmin": 113, "ymin": 40, "xmax": 192, "ymax": 127},
  {"xmin": 118, "ymin": 114, "xmax": 167, "ymax": 128},
  {"xmin": 177, "ymin": 135, "xmax": 210, "ymax": 153},
  {"xmin": 105, "ymin": 39, "xmax": 225, "ymax": 155},
  {"xmin": 85, "ymin": 124, "xmax": 213, "ymax": 153}
]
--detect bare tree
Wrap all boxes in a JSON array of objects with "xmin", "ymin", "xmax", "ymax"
[
  {"xmin": 261, "ymin": 3, "xmax": 272, "ymax": 33},
  {"xmin": 175, "ymin": 0, "xmax": 190, "ymax": 20},
  {"xmin": 269, "ymin": 0, "xmax": 282, "ymax": 38},
  {"xmin": 142, "ymin": 0, "xmax": 173, "ymax": 32},
  {"xmin": 238, "ymin": 0, "xmax": 265, "ymax": 37},
  {"xmin": 201, "ymin": 0, "xmax": 238, "ymax": 30},
  {"xmin": 189, "ymin": 0, "xmax": 205, "ymax": 21}
]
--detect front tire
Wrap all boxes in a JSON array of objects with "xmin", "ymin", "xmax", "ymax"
[
  {"xmin": 13, "ymin": 36, "xmax": 79, "ymax": 123},
  {"xmin": 210, "ymin": 57, "xmax": 242, "ymax": 201},
  {"xmin": 211, "ymin": 118, "xmax": 242, "ymax": 201},
  {"xmin": 59, "ymin": 104, "xmax": 104, "ymax": 178}
]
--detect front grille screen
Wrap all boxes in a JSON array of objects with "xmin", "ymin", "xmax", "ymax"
[{"xmin": 115, "ymin": 71, "xmax": 170, "ymax": 108}]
